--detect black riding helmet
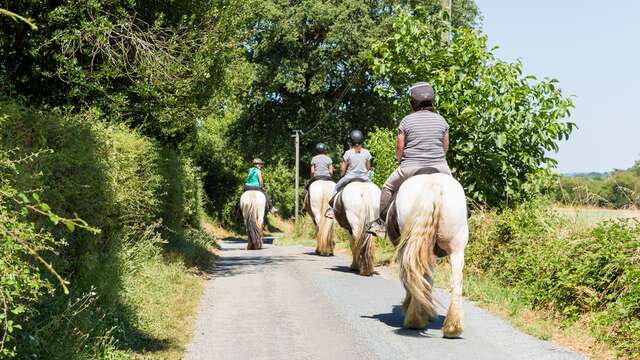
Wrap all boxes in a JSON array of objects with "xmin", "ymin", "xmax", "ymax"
[
  {"xmin": 409, "ymin": 82, "xmax": 435, "ymax": 109},
  {"xmin": 349, "ymin": 130, "xmax": 364, "ymax": 145},
  {"xmin": 315, "ymin": 142, "xmax": 327, "ymax": 154}
]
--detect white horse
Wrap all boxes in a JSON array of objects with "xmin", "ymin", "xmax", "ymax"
[
  {"xmin": 305, "ymin": 180, "xmax": 336, "ymax": 256},
  {"xmin": 390, "ymin": 173, "xmax": 468, "ymax": 337},
  {"xmin": 333, "ymin": 181, "xmax": 381, "ymax": 276},
  {"xmin": 239, "ymin": 190, "xmax": 266, "ymax": 250}
]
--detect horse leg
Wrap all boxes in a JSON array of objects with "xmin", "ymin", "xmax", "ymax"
[
  {"xmin": 349, "ymin": 232, "xmax": 359, "ymax": 271},
  {"xmin": 443, "ymin": 249, "xmax": 464, "ymax": 338},
  {"xmin": 358, "ymin": 233, "xmax": 375, "ymax": 276}
]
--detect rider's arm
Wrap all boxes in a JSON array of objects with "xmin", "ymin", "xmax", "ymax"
[
  {"xmin": 258, "ymin": 171, "xmax": 265, "ymax": 190},
  {"xmin": 443, "ymin": 130, "xmax": 449, "ymax": 154},
  {"xmin": 396, "ymin": 130, "xmax": 405, "ymax": 162},
  {"xmin": 340, "ymin": 160, "xmax": 347, "ymax": 177},
  {"xmin": 329, "ymin": 163, "xmax": 334, "ymax": 176}
]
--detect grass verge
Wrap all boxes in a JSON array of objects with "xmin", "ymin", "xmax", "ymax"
[{"xmin": 122, "ymin": 227, "xmax": 217, "ymax": 359}]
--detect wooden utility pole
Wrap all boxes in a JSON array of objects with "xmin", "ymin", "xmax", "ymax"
[
  {"xmin": 440, "ymin": 0, "xmax": 452, "ymax": 42},
  {"xmin": 292, "ymin": 130, "xmax": 302, "ymax": 222}
]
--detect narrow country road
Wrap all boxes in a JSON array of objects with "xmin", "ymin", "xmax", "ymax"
[{"xmin": 185, "ymin": 240, "xmax": 584, "ymax": 360}]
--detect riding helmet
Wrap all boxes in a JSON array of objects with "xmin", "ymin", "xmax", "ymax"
[
  {"xmin": 408, "ymin": 82, "xmax": 434, "ymax": 108},
  {"xmin": 315, "ymin": 143, "xmax": 327, "ymax": 154},
  {"xmin": 349, "ymin": 130, "xmax": 364, "ymax": 145},
  {"xmin": 252, "ymin": 158, "xmax": 264, "ymax": 165}
]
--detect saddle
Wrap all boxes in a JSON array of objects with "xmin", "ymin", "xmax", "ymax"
[
  {"xmin": 304, "ymin": 175, "xmax": 334, "ymax": 191},
  {"xmin": 386, "ymin": 167, "xmax": 448, "ymax": 257}
]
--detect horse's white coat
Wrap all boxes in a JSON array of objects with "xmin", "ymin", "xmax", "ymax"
[
  {"xmin": 309, "ymin": 180, "xmax": 335, "ymax": 225},
  {"xmin": 394, "ymin": 173, "xmax": 468, "ymax": 336},
  {"xmin": 240, "ymin": 190, "xmax": 266, "ymax": 250},
  {"xmin": 339, "ymin": 181, "xmax": 381, "ymax": 275},
  {"xmin": 309, "ymin": 180, "xmax": 337, "ymax": 256}
]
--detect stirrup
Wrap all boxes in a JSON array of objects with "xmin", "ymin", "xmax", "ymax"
[
  {"xmin": 366, "ymin": 219, "xmax": 386, "ymax": 237},
  {"xmin": 324, "ymin": 208, "xmax": 335, "ymax": 219}
]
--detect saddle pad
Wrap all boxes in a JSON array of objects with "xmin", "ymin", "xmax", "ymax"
[{"xmin": 333, "ymin": 192, "xmax": 352, "ymax": 234}]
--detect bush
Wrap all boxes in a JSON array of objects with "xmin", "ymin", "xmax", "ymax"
[
  {"xmin": 467, "ymin": 202, "xmax": 640, "ymax": 357},
  {"xmin": 265, "ymin": 160, "xmax": 296, "ymax": 219},
  {"xmin": 0, "ymin": 100, "xmax": 208, "ymax": 358}
]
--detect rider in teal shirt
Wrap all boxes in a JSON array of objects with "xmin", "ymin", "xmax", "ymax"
[
  {"xmin": 245, "ymin": 166, "xmax": 262, "ymax": 188},
  {"xmin": 242, "ymin": 158, "xmax": 272, "ymax": 213}
]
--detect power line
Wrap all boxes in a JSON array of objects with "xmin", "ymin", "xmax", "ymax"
[{"xmin": 303, "ymin": 67, "xmax": 363, "ymax": 136}]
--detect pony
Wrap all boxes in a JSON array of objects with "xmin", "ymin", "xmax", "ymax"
[
  {"xmin": 304, "ymin": 180, "xmax": 336, "ymax": 256},
  {"xmin": 239, "ymin": 190, "xmax": 266, "ymax": 250},
  {"xmin": 389, "ymin": 173, "xmax": 468, "ymax": 337},
  {"xmin": 333, "ymin": 181, "xmax": 381, "ymax": 276}
]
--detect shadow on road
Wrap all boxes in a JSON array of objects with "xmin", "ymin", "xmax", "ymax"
[
  {"xmin": 361, "ymin": 305, "xmax": 445, "ymax": 338},
  {"xmin": 326, "ymin": 265, "xmax": 355, "ymax": 273},
  {"xmin": 214, "ymin": 253, "xmax": 318, "ymax": 278}
]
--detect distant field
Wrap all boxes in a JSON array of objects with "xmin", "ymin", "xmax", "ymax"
[{"xmin": 555, "ymin": 206, "xmax": 640, "ymax": 225}]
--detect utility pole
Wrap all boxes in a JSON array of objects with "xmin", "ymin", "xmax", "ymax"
[
  {"xmin": 292, "ymin": 130, "xmax": 302, "ymax": 222},
  {"xmin": 440, "ymin": 0, "xmax": 452, "ymax": 42}
]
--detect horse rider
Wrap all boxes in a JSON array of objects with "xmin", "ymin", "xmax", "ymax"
[
  {"xmin": 243, "ymin": 158, "xmax": 273, "ymax": 212},
  {"xmin": 310, "ymin": 142, "xmax": 334, "ymax": 180},
  {"xmin": 303, "ymin": 142, "xmax": 335, "ymax": 205},
  {"xmin": 325, "ymin": 130, "xmax": 373, "ymax": 219},
  {"xmin": 367, "ymin": 82, "xmax": 452, "ymax": 236}
]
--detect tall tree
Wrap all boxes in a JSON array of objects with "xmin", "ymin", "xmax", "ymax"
[{"xmin": 230, "ymin": 0, "xmax": 479, "ymax": 167}]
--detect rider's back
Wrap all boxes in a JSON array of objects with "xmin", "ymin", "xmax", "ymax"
[{"xmin": 399, "ymin": 110, "xmax": 448, "ymax": 169}]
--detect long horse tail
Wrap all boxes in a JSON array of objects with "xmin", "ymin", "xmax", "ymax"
[
  {"xmin": 396, "ymin": 183, "xmax": 442, "ymax": 328},
  {"xmin": 356, "ymin": 185, "xmax": 377, "ymax": 276},
  {"xmin": 316, "ymin": 186, "xmax": 335, "ymax": 256},
  {"xmin": 246, "ymin": 201, "xmax": 264, "ymax": 250}
]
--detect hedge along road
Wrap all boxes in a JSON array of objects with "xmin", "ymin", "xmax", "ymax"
[{"xmin": 185, "ymin": 240, "xmax": 584, "ymax": 360}]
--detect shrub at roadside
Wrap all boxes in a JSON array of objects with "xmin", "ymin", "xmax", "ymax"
[
  {"xmin": 467, "ymin": 202, "xmax": 640, "ymax": 357},
  {"xmin": 0, "ymin": 100, "xmax": 213, "ymax": 358}
]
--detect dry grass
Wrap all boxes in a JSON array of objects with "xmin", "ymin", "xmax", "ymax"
[{"xmin": 555, "ymin": 206, "xmax": 640, "ymax": 226}]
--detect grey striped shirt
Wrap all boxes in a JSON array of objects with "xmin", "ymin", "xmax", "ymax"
[
  {"xmin": 311, "ymin": 154, "xmax": 332, "ymax": 177},
  {"xmin": 398, "ymin": 110, "xmax": 449, "ymax": 168}
]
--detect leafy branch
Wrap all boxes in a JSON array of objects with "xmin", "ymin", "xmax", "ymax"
[{"xmin": 0, "ymin": 8, "xmax": 38, "ymax": 30}]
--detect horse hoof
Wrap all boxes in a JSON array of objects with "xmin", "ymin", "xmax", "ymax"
[{"xmin": 442, "ymin": 318, "xmax": 463, "ymax": 338}]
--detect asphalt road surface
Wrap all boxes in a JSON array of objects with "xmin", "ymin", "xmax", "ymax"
[{"xmin": 185, "ymin": 239, "xmax": 584, "ymax": 360}]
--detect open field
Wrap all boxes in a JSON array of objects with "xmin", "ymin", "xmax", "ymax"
[{"xmin": 555, "ymin": 206, "xmax": 640, "ymax": 225}]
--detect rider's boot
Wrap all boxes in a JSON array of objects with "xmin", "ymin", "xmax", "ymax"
[{"xmin": 366, "ymin": 218, "xmax": 386, "ymax": 237}]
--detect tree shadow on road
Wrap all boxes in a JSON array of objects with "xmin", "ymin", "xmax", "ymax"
[{"xmin": 362, "ymin": 305, "xmax": 445, "ymax": 338}]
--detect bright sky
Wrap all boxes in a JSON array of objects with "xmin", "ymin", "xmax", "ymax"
[{"xmin": 475, "ymin": 1, "xmax": 640, "ymax": 173}]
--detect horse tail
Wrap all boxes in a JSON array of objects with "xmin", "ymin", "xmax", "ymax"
[
  {"xmin": 356, "ymin": 185, "xmax": 377, "ymax": 276},
  {"xmin": 316, "ymin": 186, "xmax": 335, "ymax": 256},
  {"xmin": 246, "ymin": 199, "xmax": 264, "ymax": 250},
  {"xmin": 396, "ymin": 183, "xmax": 442, "ymax": 328}
]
